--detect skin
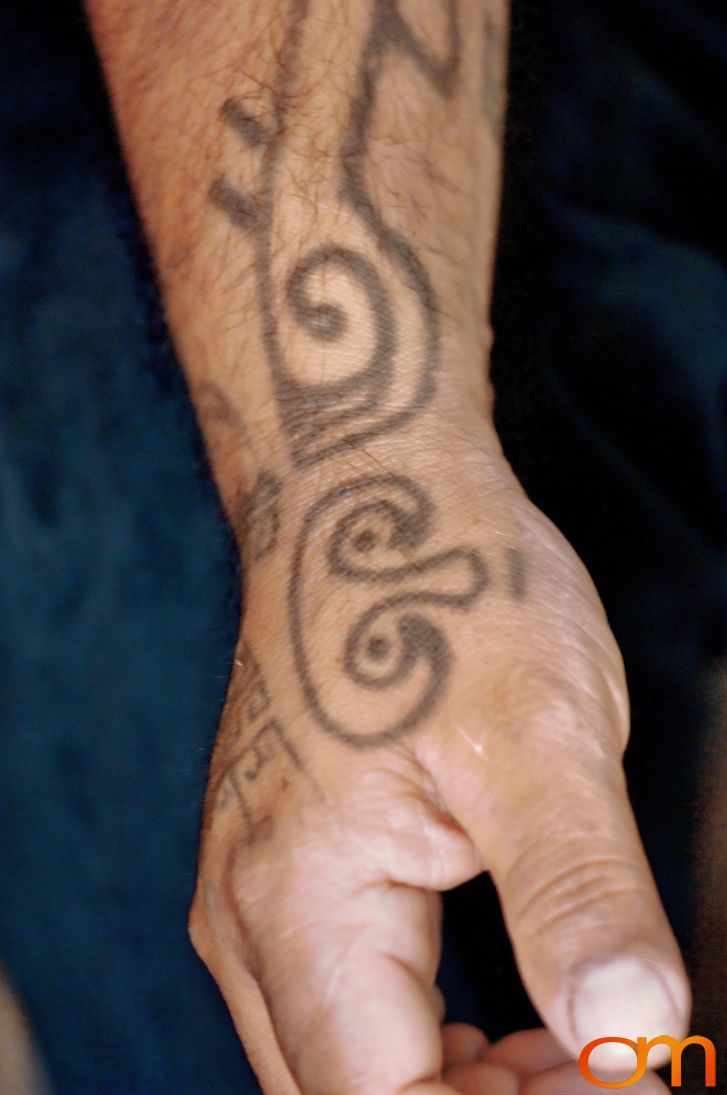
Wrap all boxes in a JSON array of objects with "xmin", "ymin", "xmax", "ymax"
[{"xmin": 85, "ymin": 1, "xmax": 690, "ymax": 1091}]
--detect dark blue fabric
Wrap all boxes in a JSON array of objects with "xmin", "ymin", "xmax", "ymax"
[
  {"xmin": 1, "ymin": 0, "xmax": 725, "ymax": 1091},
  {"xmin": 0, "ymin": 3, "xmax": 253, "ymax": 1091}
]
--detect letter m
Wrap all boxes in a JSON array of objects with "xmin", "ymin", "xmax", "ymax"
[{"xmin": 645, "ymin": 1035, "xmax": 716, "ymax": 1088}]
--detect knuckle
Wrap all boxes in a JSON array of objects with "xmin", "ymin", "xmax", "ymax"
[
  {"xmin": 504, "ymin": 840, "xmax": 645, "ymax": 946},
  {"xmin": 487, "ymin": 659, "xmax": 606, "ymax": 760}
]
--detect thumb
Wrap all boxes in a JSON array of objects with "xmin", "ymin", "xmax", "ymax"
[{"xmin": 438, "ymin": 669, "xmax": 691, "ymax": 1076}]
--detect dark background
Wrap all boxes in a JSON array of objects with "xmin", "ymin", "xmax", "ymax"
[{"xmin": 1, "ymin": 0, "xmax": 726, "ymax": 1091}]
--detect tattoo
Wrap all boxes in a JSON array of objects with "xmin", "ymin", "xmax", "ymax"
[
  {"xmin": 228, "ymin": 639, "xmax": 271, "ymax": 727},
  {"xmin": 289, "ymin": 474, "xmax": 487, "ymax": 748},
  {"xmin": 213, "ymin": 640, "xmax": 324, "ymax": 839},
  {"xmin": 236, "ymin": 470, "xmax": 283, "ymax": 563},
  {"xmin": 506, "ymin": 546, "xmax": 527, "ymax": 601},
  {"xmin": 192, "ymin": 380, "xmax": 254, "ymax": 452},
  {"xmin": 210, "ymin": 0, "xmax": 461, "ymax": 467},
  {"xmin": 215, "ymin": 719, "xmax": 304, "ymax": 845},
  {"xmin": 482, "ymin": 14, "xmax": 505, "ymax": 142},
  {"xmin": 209, "ymin": 177, "xmax": 258, "ymax": 232},
  {"xmin": 219, "ymin": 98, "xmax": 272, "ymax": 149},
  {"xmin": 192, "ymin": 382, "xmax": 284, "ymax": 556}
]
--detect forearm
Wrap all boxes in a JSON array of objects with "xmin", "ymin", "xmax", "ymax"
[
  {"xmin": 86, "ymin": 0, "xmax": 508, "ymax": 546},
  {"xmin": 84, "ymin": 11, "xmax": 695, "ymax": 1087}
]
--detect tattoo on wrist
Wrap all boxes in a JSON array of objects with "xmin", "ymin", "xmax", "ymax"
[
  {"xmin": 215, "ymin": 719, "xmax": 302, "ymax": 844},
  {"xmin": 236, "ymin": 470, "xmax": 284, "ymax": 564},
  {"xmin": 201, "ymin": 4, "xmax": 517, "ymax": 780},
  {"xmin": 192, "ymin": 380, "xmax": 254, "ymax": 454},
  {"xmin": 289, "ymin": 474, "xmax": 488, "ymax": 748},
  {"xmin": 213, "ymin": 639, "xmax": 323, "ymax": 839},
  {"xmin": 210, "ymin": 0, "xmax": 462, "ymax": 467},
  {"xmin": 192, "ymin": 382, "xmax": 284, "ymax": 562}
]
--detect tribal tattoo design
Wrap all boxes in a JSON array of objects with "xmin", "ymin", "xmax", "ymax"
[
  {"xmin": 214, "ymin": 639, "xmax": 323, "ymax": 839},
  {"xmin": 210, "ymin": 0, "xmax": 461, "ymax": 467},
  {"xmin": 289, "ymin": 474, "xmax": 488, "ymax": 748},
  {"xmin": 236, "ymin": 470, "xmax": 283, "ymax": 564},
  {"xmin": 206, "ymin": 3, "xmax": 515, "ymax": 751}
]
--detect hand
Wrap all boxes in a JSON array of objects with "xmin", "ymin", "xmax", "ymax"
[
  {"xmin": 189, "ymin": 428, "xmax": 689, "ymax": 1094},
  {"xmin": 441, "ymin": 1025, "xmax": 672, "ymax": 1092}
]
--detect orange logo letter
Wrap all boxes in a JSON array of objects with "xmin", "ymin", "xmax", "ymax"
[
  {"xmin": 645, "ymin": 1036, "xmax": 716, "ymax": 1088},
  {"xmin": 579, "ymin": 1035, "xmax": 717, "ymax": 1088}
]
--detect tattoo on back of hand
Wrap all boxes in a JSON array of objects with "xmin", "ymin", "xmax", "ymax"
[
  {"xmin": 482, "ymin": 13, "xmax": 505, "ymax": 142},
  {"xmin": 289, "ymin": 474, "xmax": 487, "ymax": 748},
  {"xmin": 210, "ymin": 0, "xmax": 460, "ymax": 467}
]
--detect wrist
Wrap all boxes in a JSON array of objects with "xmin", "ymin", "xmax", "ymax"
[
  {"xmin": 189, "ymin": 328, "xmax": 501, "ymax": 557},
  {"xmin": 225, "ymin": 401, "xmax": 510, "ymax": 580}
]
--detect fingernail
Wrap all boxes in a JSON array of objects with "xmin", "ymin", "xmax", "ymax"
[{"xmin": 570, "ymin": 957, "xmax": 683, "ymax": 1072}]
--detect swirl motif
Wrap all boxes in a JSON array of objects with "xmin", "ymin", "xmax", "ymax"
[
  {"xmin": 280, "ymin": 247, "xmax": 397, "ymax": 450},
  {"xmin": 289, "ymin": 475, "xmax": 487, "ymax": 747},
  {"xmin": 214, "ymin": 0, "xmax": 461, "ymax": 467}
]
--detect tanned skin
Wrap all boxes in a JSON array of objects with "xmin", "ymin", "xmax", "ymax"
[{"xmin": 85, "ymin": 3, "xmax": 690, "ymax": 1092}]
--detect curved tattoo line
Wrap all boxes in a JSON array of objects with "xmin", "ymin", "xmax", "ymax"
[
  {"xmin": 289, "ymin": 474, "xmax": 487, "ymax": 748},
  {"xmin": 242, "ymin": 0, "xmax": 461, "ymax": 467}
]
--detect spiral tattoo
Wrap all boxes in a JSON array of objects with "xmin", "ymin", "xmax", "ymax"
[
  {"xmin": 289, "ymin": 475, "xmax": 487, "ymax": 748},
  {"xmin": 210, "ymin": 0, "xmax": 461, "ymax": 467}
]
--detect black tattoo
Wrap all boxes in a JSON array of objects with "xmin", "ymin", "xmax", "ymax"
[
  {"xmin": 482, "ymin": 14, "xmax": 505, "ymax": 142},
  {"xmin": 236, "ymin": 470, "xmax": 283, "ymax": 563},
  {"xmin": 219, "ymin": 98, "xmax": 272, "ymax": 149},
  {"xmin": 192, "ymin": 384, "xmax": 283, "ymax": 554},
  {"xmin": 216, "ymin": 720, "xmax": 304, "ymax": 845},
  {"xmin": 228, "ymin": 639, "xmax": 271, "ymax": 727},
  {"xmin": 506, "ymin": 546, "xmax": 527, "ymax": 601},
  {"xmin": 209, "ymin": 177, "xmax": 258, "ymax": 232},
  {"xmin": 289, "ymin": 474, "xmax": 487, "ymax": 748},
  {"xmin": 211, "ymin": 1, "xmax": 461, "ymax": 467},
  {"xmin": 192, "ymin": 380, "xmax": 254, "ymax": 452},
  {"xmin": 214, "ymin": 640, "xmax": 324, "ymax": 836}
]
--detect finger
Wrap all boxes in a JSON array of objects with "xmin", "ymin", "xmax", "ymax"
[
  {"xmin": 436, "ymin": 665, "xmax": 691, "ymax": 1072},
  {"xmin": 441, "ymin": 1023, "xmax": 489, "ymax": 1069},
  {"xmin": 431, "ymin": 983, "xmax": 447, "ymax": 1025},
  {"xmin": 230, "ymin": 842, "xmax": 454, "ymax": 1095},
  {"xmin": 190, "ymin": 926, "xmax": 302, "ymax": 1095},
  {"xmin": 480, "ymin": 1028, "xmax": 570, "ymax": 1075},
  {"xmin": 441, "ymin": 1062, "xmax": 520, "ymax": 1095},
  {"xmin": 521, "ymin": 1060, "xmax": 671, "ymax": 1095}
]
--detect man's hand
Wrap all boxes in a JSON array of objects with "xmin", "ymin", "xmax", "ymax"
[
  {"xmin": 188, "ymin": 428, "xmax": 686, "ymax": 1093},
  {"xmin": 83, "ymin": 0, "xmax": 691, "ymax": 1090}
]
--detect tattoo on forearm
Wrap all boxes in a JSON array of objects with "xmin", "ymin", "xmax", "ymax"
[
  {"xmin": 219, "ymin": 97, "xmax": 271, "ymax": 150},
  {"xmin": 209, "ymin": 177, "xmax": 258, "ymax": 232},
  {"xmin": 210, "ymin": 0, "xmax": 461, "ymax": 467},
  {"xmin": 202, "ymin": 4, "xmax": 519, "ymax": 786},
  {"xmin": 192, "ymin": 380, "xmax": 254, "ymax": 454},
  {"xmin": 236, "ymin": 470, "xmax": 283, "ymax": 563},
  {"xmin": 289, "ymin": 474, "xmax": 488, "ymax": 748}
]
